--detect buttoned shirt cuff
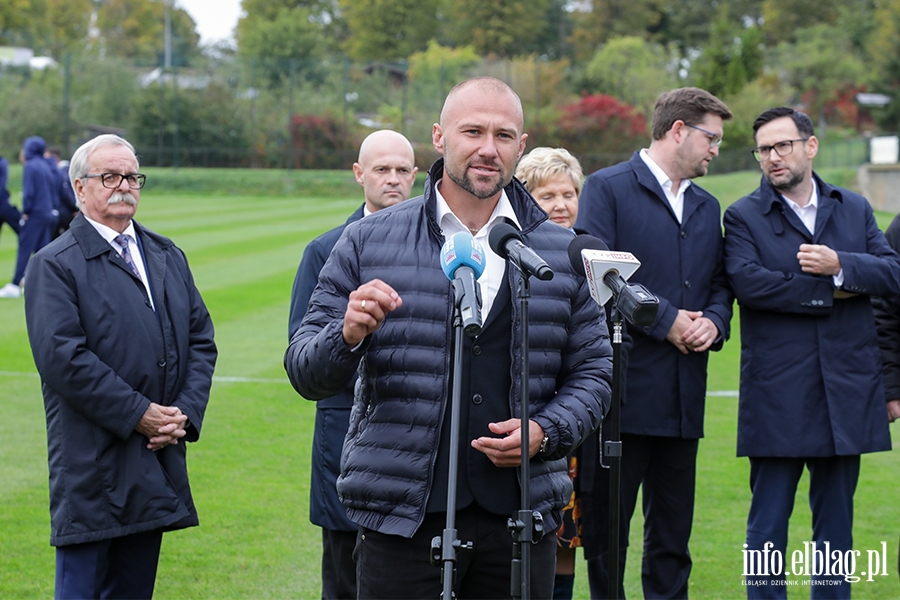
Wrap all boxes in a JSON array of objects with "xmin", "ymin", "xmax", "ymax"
[{"xmin": 832, "ymin": 268, "xmax": 844, "ymax": 288}]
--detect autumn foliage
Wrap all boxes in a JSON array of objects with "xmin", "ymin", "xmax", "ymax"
[{"xmin": 554, "ymin": 94, "xmax": 648, "ymax": 173}]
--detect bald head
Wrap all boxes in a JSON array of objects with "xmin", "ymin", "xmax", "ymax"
[
  {"xmin": 353, "ymin": 129, "xmax": 417, "ymax": 212},
  {"xmin": 440, "ymin": 77, "xmax": 524, "ymax": 129}
]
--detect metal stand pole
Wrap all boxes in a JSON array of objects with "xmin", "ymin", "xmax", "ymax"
[
  {"xmin": 431, "ymin": 281, "xmax": 475, "ymax": 598},
  {"xmin": 606, "ymin": 306, "xmax": 624, "ymax": 600},
  {"xmin": 509, "ymin": 272, "xmax": 543, "ymax": 600}
]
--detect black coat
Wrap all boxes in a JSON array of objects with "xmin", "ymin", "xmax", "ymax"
[
  {"xmin": 287, "ymin": 205, "xmax": 363, "ymax": 532},
  {"xmin": 873, "ymin": 213, "xmax": 900, "ymax": 402},
  {"xmin": 25, "ymin": 214, "xmax": 216, "ymax": 546},
  {"xmin": 285, "ymin": 159, "xmax": 613, "ymax": 538},
  {"xmin": 575, "ymin": 152, "xmax": 733, "ymax": 439},
  {"xmin": 724, "ymin": 173, "xmax": 900, "ymax": 457}
]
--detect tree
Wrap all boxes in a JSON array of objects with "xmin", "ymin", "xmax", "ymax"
[
  {"xmin": 446, "ymin": 0, "xmax": 551, "ymax": 58},
  {"xmin": 44, "ymin": 0, "xmax": 94, "ymax": 58},
  {"xmin": 236, "ymin": 6, "xmax": 328, "ymax": 87},
  {"xmin": 692, "ymin": 6, "xmax": 762, "ymax": 98},
  {"xmin": 581, "ymin": 36, "xmax": 679, "ymax": 118},
  {"xmin": 568, "ymin": 0, "xmax": 665, "ymax": 62},
  {"xmin": 340, "ymin": 0, "xmax": 439, "ymax": 61},
  {"xmin": 554, "ymin": 94, "xmax": 648, "ymax": 173},
  {"xmin": 868, "ymin": 0, "xmax": 900, "ymax": 130},
  {"xmin": 774, "ymin": 24, "xmax": 867, "ymax": 130},
  {"xmin": 760, "ymin": 0, "xmax": 842, "ymax": 45},
  {"xmin": 94, "ymin": 0, "xmax": 201, "ymax": 66}
]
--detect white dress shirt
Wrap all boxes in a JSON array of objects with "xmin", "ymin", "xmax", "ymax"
[
  {"xmin": 781, "ymin": 180, "xmax": 844, "ymax": 287},
  {"xmin": 640, "ymin": 148, "xmax": 691, "ymax": 224},
  {"xmin": 434, "ymin": 180, "xmax": 521, "ymax": 323}
]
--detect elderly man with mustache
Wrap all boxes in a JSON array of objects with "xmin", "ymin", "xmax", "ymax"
[{"xmin": 23, "ymin": 134, "xmax": 217, "ymax": 599}]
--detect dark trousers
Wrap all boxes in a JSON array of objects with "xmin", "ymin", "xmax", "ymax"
[
  {"xmin": 583, "ymin": 433, "xmax": 698, "ymax": 599},
  {"xmin": 355, "ymin": 503, "xmax": 558, "ymax": 599},
  {"xmin": 745, "ymin": 456, "xmax": 859, "ymax": 600},
  {"xmin": 0, "ymin": 199, "xmax": 21, "ymax": 236},
  {"xmin": 54, "ymin": 529, "xmax": 163, "ymax": 600},
  {"xmin": 13, "ymin": 212, "xmax": 54, "ymax": 285},
  {"xmin": 322, "ymin": 527, "xmax": 357, "ymax": 600}
]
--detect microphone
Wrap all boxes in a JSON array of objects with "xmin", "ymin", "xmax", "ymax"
[
  {"xmin": 440, "ymin": 231, "xmax": 486, "ymax": 337},
  {"xmin": 567, "ymin": 234, "xmax": 659, "ymax": 328},
  {"xmin": 488, "ymin": 221, "xmax": 553, "ymax": 281}
]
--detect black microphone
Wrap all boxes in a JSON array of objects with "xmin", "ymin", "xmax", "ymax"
[
  {"xmin": 567, "ymin": 234, "xmax": 659, "ymax": 328},
  {"xmin": 488, "ymin": 221, "xmax": 553, "ymax": 281}
]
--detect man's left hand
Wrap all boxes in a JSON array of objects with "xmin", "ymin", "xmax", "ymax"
[
  {"xmin": 471, "ymin": 418, "xmax": 545, "ymax": 467},
  {"xmin": 798, "ymin": 244, "xmax": 841, "ymax": 276},
  {"xmin": 681, "ymin": 315, "xmax": 719, "ymax": 352},
  {"xmin": 888, "ymin": 399, "xmax": 900, "ymax": 423}
]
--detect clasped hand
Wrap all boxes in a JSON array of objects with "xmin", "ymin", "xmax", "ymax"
[{"xmin": 136, "ymin": 402, "xmax": 188, "ymax": 451}]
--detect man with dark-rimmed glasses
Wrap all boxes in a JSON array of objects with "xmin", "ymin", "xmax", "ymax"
[
  {"xmin": 724, "ymin": 106, "xmax": 900, "ymax": 597},
  {"xmin": 23, "ymin": 133, "xmax": 216, "ymax": 599}
]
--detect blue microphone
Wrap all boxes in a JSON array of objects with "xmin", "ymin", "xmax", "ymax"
[{"xmin": 440, "ymin": 231, "xmax": 485, "ymax": 336}]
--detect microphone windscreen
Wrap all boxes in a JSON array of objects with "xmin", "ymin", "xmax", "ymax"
[
  {"xmin": 488, "ymin": 221, "xmax": 522, "ymax": 259},
  {"xmin": 567, "ymin": 234, "xmax": 609, "ymax": 276},
  {"xmin": 440, "ymin": 231, "xmax": 486, "ymax": 280}
]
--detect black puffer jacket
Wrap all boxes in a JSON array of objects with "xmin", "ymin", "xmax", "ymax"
[{"xmin": 286, "ymin": 159, "xmax": 612, "ymax": 538}]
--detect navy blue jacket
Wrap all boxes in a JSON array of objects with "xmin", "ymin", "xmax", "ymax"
[
  {"xmin": 285, "ymin": 159, "xmax": 613, "ymax": 538},
  {"xmin": 873, "ymin": 214, "xmax": 900, "ymax": 402},
  {"xmin": 22, "ymin": 136, "xmax": 56, "ymax": 217},
  {"xmin": 575, "ymin": 152, "xmax": 733, "ymax": 439},
  {"xmin": 724, "ymin": 173, "xmax": 900, "ymax": 457},
  {"xmin": 288, "ymin": 205, "xmax": 364, "ymax": 532},
  {"xmin": 25, "ymin": 214, "xmax": 217, "ymax": 546}
]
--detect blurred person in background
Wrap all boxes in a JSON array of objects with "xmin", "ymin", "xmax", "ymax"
[
  {"xmin": 45, "ymin": 146, "xmax": 79, "ymax": 238},
  {"xmin": 0, "ymin": 136, "xmax": 58, "ymax": 298},
  {"xmin": 516, "ymin": 146, "xmax": 585, "ymax": 599},
  {"xmin": 288, "ymin": 129, "xmax": 417, "ymax": 600},
  {"xmin": 0, "ymin": 154, "xmax": 22, "ymax": 242}
]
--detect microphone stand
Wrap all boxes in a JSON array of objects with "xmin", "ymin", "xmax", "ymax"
[
  {"xmin": 431, "ymin": 278, "xmax": 475, "ymax": 599},
  {"xmin": 605, "ymin": 304, "xmax": 624, "ymax": 600},
  {"xmin": 508, "ymin": 270, "xmax": 543, "ymax": 600}
]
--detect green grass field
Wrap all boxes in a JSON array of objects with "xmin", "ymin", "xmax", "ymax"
[{"xmin": 0, "ymin": 167, "xmax": 898, "ymax": 599}]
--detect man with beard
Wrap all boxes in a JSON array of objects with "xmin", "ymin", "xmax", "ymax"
[
  {"xmin": 288, "ymin": 129, "xmax": 417, "ymax": 600},
  {"xmin": 24, "ymin": 134, "xmax": 216, "ymax": 598},
  {"xmin": 724, "ymin": 107, "xmax": 900, "ymax": 597},
  {"xmin": 286, "ymin": 77, "xmax": 612, "ymax": 598},
  {"xmin": 574, "ymin": 87, "xmax": 734, "ymax": 599}
]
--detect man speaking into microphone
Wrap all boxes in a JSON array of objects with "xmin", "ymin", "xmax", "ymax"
[{"xmin": 286, "ymin": 76, "xmax": 612, "ymax": 598}]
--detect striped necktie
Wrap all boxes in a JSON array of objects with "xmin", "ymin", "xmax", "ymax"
[{"xmin": 113, "ymin": 234, "xmax": 141, "ymax": 278}]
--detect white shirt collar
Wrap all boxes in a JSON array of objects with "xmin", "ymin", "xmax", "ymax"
[
  {"xmin": 83, "ymin": 216, "xmax": 137, "ymax": 246},
  {"xmin": 639, "ymin": 148, "xmax": 692, "ymax": 196},
  {"xmin": 433, "ymin": 180, "xmax": 521, "ymax": 236}
]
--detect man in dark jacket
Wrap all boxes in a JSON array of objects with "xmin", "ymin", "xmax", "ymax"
[
  {"xmin": 575, "ymin": 87, "xmax": 734, "ymax": 599},
  {"xmin": 724, "ymin": 107, "xmax": 900, "ymax": 597},
  {"xmin": 24, "ymin": 134, "xmax": 217, "ymax": 599},
  {"xmin": 0, "ymin": 154, "xmax": 22, "ymax": 240},
  {"xmin": 0, "ymin": 136, "xmax": 58, "ymax": 298},
  {"xmin": 286, "ymin": 77, "xmax": 612, "ymax": 598},
  {"xmin": 873, "ymin": 213, "xmax": 900, "ymax": 425},
  {"xmin": 288, "ymin": 129, "xmax": 417, "ymax": 600},
  {"xmin": 45, "ymin": 146, "xmax": 79, "ymax": 238}
]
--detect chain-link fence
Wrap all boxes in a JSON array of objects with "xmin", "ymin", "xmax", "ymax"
[{"xmin": 0, "ymin": 54, "xmax": 876, "ymax": 175}]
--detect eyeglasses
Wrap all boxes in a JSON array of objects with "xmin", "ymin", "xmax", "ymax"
[
  {"xmin": 751, "ymin": 139, "xmax": 809, "ymax": 162},
  {"xmin": 82, "ymin": 172, "xmax": 147, "ymax": 190},
  {"xmin": 685, "ymin": 123, "xmax": 723, "ymax": 148}
]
